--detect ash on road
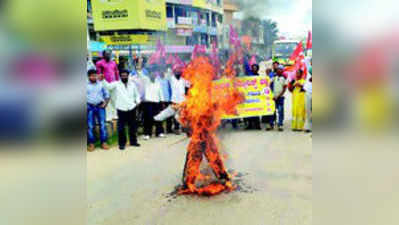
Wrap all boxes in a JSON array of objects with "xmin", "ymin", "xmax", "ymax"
[{"xmin": 88, "ymin": 127, "xmax": 312, "ymax": 225}]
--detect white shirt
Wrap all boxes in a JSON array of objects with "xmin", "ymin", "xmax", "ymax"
[
  {"xmin": 170, "ymin": 76, "xmax": 186, "ymax": 103},
  {"xmin": 304, "ymin": 75, "xmax": 312, "ymax": 95},
  {"xmin": 166, "ymin": 71, "xmax": 187, "ymax": 104},
  {"xmin": 144, "ymin": 78, "xmax": 164, "ymax": 103},
  {"xmin": 103, "ymin": 81, "xmax": 141, "ymax": 111},
  {"xmin": 273, "ymin": 75, "xmax": 287, "ymax": 97}
]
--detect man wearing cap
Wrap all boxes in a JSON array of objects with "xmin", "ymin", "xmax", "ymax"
[
  {"xmin": 270, "ymin": 65, "xmax": 288, "ymax": 131},
  {"xmin": 167, "ymin": 64, "xmax": 188, "ymax": 134}
]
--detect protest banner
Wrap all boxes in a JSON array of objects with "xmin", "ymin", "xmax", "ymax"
[{"xmin": 213, "ymin": 76, "xmax": 275, "ymax": 119}]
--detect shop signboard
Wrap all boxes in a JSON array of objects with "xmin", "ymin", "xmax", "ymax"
[
  {"xmin": 91, "ymin": 0, "xmax": 167, "ymax": 31},
  {"xmin": 176, "ymin": 28, "xmax": 193, "ymax": 36},
  {"xmin": 101, "ymin": 34, "xmax": 149, "ymax": 45},
  {"xmin": 177, "ymin": 17, "xmax": 192, "ymax": 25}
]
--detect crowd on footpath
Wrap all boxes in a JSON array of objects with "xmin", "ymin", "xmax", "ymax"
[{"xmin": 87, "ymin": 50, "xmax": 312, "ymax": 152}]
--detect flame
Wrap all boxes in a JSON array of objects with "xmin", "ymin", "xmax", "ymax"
[{"xmin": 178, "ymin": 56, "xmax": 244, "ymax": 196}]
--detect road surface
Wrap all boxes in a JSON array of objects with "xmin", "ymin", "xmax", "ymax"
[{"xmin": 88, "ymin": 124, "xmax": 312, "ymax": 225}]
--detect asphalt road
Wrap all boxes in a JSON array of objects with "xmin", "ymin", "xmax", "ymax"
[{"xmin": 88, "ymin": 123, "xmax": 312, "ymax": 225}]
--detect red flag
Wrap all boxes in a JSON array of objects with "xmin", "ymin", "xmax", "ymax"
[
  {"xmin": 294, "ymin": 54, "xmax": 308, "ymax": 79},
  {"xmin": 306, "ymin": 31, "xmax": 312, "ymax": 49},
  {"xmin": 289, "ymin": 42, "xmax": 303, "ymax": 61}
]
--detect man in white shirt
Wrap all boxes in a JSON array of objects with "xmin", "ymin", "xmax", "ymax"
[
  {"xmin": 271, "ymin": 65, "xmax": 288, "ymax": 131},
  {"xmin": 103, "ymin": 70, "xmax": 141, "ymax": 150},
  {"xmin": 166, "ymin": 65, "xmax": 188, "ymax": 134},
  {"xmin": 142, "ymin": 70, "xmax": 165, "ymax": 140}
]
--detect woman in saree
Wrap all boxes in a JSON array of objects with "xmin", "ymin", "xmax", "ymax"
[{"xmin": 289, "ymin": 69, "xmax": 306, "ymax": 131}]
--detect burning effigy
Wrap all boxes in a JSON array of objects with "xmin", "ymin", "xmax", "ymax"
[
  {"xmin": 175, "ymin": 54, "xmax": 244, "ymax": 196},
  {"xmin": 153, "ymin": 53, "xmax": 244, "ymax": 196},
  {"xmin": 151, "ymin": 25, "xmax": 246, "ymax": 196}
]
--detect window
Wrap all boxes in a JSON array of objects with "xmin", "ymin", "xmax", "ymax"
[
  {"xmin": 218, "ymin": 15, "xmax": 223, "ymax": 24},
  {"xmin": 186, "ymin": 36, "xmax": 195, "ymax": 46},
  {"xmin": 212, "ymin": 14, "xmax": 217, "ymax": 27},
  {"xmin": 211, "ymin": 36, "xmax": 218, "ymax": 47},
  {"xmin": 175, "ymin": 6, "xmax": 187, "ymax": 23},
  {"xmin": 201, "ymin": 34, "xmax": 209, "ymax": 47},
  {"xmin": 191, "ymin": 11, "xmax": 199, "ymax": 25},
  {"xmin": 87, "ymin": 0, "xmax": 92, "ymax": 12},
  {"xmin": 166, "ymin": 5, "xmax": 173, "ymax": 18}
]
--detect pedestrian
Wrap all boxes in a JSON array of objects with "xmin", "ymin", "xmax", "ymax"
[
  {"xmin": 142, "ymin": 69, "xmax": 166, "ymax": 140},
  {"xmin": 96, "ymin": 50, "xmax": 119, "ymax": 122},
  {"xmin": 304, "ymin": 73, "xmax": 312, "ymax": 133},
  {"xmin": 289, "ymin": 69, "xmax": 306, "ymax": 131},
  {"xmin": 131, "ymin": 56, "xmax": 150, "ymax": 77},
  {"xmin": 271, "ymin": 65, "xmax": 288, "ymax": 131},
  {"xmin": 270, "ymin": 61, "xmax": 280, "ymax": 79},
  {"xmin": 245, "ymin": 64, "xmax": 262, "ymax": 130},
  {"xmin": 228, "ymin": 64, "xmax": 246, "ymax": 129},
  {"xmin": 166, "ymin": 65, "xmax": 188, "ymax": 134},
  {"xmin": 235, "ymin": 63, "xmax": 246, "ymax": 77},
  {"xmin": 87, "ymin": 69, "xmax": 110, "ymax": 152},
  {"xmin": 157, "ymin": 69, "xmax": 173, "ymax": 134},
  {"xmin": 102, "ymin": 69, "xmax": 141, "ymax": 150},
  {"xmin": 131, "ymin": 57, "xmax": 148, "ymax": 130},
  {"xmin": 118, "ymin": 56, "xmax": 128, "ymax": 74},
  {"xmin": 262, "ymin": 67, "xmax": 276, "ymax": 129},
  {"xmin": 266, "ymin": 68, "xmax": 273, "ymax": 78}
]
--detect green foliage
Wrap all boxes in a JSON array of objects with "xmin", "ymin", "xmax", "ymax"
[
  {"xmin": 241, "ymin": 16, "xmax": 279, "ymax": 47},
  {"xmin": 262, "ymin": 19, "xmax": 279, "ymax": 47}
]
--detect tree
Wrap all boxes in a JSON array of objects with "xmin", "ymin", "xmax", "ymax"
[
  {"xmin": 241, "ymin": 16, "xmax": 261, "ymax": 39},
  {"xmin": 261, "ymin": 19, "xmax": 279, "ymax": 57},
  {"xmin": 240, "ymin": 16, "xmax": 279, "ymax": 58}
]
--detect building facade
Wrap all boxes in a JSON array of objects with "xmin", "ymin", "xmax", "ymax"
[{"xmin": 87, "ymin": 0, "xmax": 224, "ymax": 56}]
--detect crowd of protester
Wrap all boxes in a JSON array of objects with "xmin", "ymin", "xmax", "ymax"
[{"xmin": 87, "ymin": 50, "xmax": 312, "ymax": 152}]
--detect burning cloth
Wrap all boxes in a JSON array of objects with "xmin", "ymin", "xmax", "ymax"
[{"xmin": 172, "ymin": 56, "xmax": 244, "ymax": 195}]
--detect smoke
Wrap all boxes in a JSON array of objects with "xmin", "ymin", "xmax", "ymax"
[
  {"xmin": 231, "ymin": 0, "xmax": 312, "ymax": 37},
  {"xmin": 230, "ymin": 0, "xmax": 272, "ymax": 19}
]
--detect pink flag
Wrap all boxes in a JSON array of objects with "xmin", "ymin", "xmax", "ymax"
[
  {"xmin": 229, "ymin": 25, "xmax": 241, "ymax": 48},
  {"xmin": 211, "ymin": 41, "xmax": 220, "ymax": 69},
  {"xmin": 148, "ymin": 51, "xmax": 161, "ymax": 65},
  {"xmin": 191, "ymin": 45, "xmax": 198, "ymax": 60},
  {"xmin": 249, "ymin": 55, "xmax": 257, "ymax": 66},
  {"xmin": 166, "ymin": 54, "xmax": 175, "ymax": 65},
  {"xmin": 173, "ymin": 53, "xmax": 186, "ymax": 73},
  {"xmin": 148, "ymin": 40, "xmax": 166, "ymax": 65},
  {"xmin": 191, "ymin": 44, "xmax": 206, "ymax": 60}
]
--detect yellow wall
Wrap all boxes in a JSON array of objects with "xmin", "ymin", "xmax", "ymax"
[
  {"xmin": 92, "ymin": 0, "xmax": 167, "ymax": 31},
  {"xmin": 192, "ymin": 0, "xmax": 223, "ymax": 14}
]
